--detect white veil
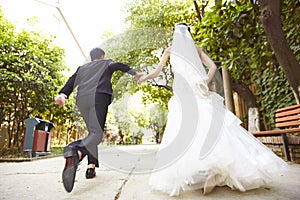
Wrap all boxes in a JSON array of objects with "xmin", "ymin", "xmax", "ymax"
[
  {"xmin": 171, "ymin": 24, "xmax": 210, "ymax": 98},
  {"xmin": 170, "ymin": 24, "xmax": 226, "ymax": 160}
]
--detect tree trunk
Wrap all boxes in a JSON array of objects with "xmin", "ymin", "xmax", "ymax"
[
  {"xmin": 222, "ymin": 67, "xmax": 235, "ymax": 113},
  {"xmin": 258, "ymin": 0, "xmax": 300, "ymax": 103}
]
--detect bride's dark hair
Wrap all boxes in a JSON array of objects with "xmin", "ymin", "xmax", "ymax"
[{"xmin": 174, "ymin": 22, "xmax": 191, "ymax": 32}]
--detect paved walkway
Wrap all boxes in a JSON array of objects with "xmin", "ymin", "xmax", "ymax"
[{"xmin": 0, "ymin": 144, "xmax": 299, "ymax": 200}]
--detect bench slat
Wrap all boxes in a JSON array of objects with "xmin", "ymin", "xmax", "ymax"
[
  {"xmin": 252, "ymin": 127, "xmax": 300, "ymax": 136},
  {"xmin": 276, "ymin": 121, "xmax": 300, "ymax": 128},
  {"xmin": 275, "ymin": 108, "xmax": 300, "ymax": 117},
  {"xmin": 276, "ymin": 104, "xmax": 300, "ymax": 113},
  {"xmin": 276, "ymin": 115, "xmax": 300, "ymax": 122}
]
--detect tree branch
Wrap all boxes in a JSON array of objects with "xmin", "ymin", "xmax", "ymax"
[{"xmin": 193, "ymin": 1, "xmax": 202, "ymax": 22}]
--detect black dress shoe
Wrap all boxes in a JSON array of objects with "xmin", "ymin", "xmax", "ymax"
[
  {"xmin": 86, "ymin": 168, "xmax": 96, "ymax": 179},
  {"xmin": 62, "ymin": 146, "xmax": 79, "ymax": 192}
]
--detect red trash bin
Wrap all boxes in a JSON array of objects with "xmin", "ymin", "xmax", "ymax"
[{"xmin": 32, "ymin": 130, "xmax": 49, "ymax": 152}]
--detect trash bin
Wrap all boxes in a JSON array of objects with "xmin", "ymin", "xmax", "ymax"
[{"xmin": 23, "ymin": 118, "xmax": 54, "ymax": 158}]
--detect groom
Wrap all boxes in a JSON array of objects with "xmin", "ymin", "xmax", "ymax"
[{"xmin": 55, "ymin": 47, "xmax": 143, "ymax": 192}]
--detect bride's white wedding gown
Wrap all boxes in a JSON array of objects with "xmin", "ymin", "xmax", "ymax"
[{"xmin": 148, "ymin": 52, "xmax": 289, "ymax": 196}]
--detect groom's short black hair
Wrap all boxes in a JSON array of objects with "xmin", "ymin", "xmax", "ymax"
[
  {"xmin": 90, "ymin": 48, "xmax": 105, "ymax": 61},
  {"xmin": 174, "ymin": 22, "xmax": 191, "ymax": 32}
]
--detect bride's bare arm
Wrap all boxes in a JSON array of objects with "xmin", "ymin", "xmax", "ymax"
[
  {"xmin": 140, "ymin": 47, "xmax": 171, "ymax": 82},
  {"xmin": 196, "ymin": 47, "xmax": 217, "ymax": 84}
]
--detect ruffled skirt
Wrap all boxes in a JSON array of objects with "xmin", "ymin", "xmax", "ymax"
[{"xmin": 149, "ymin": 93, "xmax": 289, "ymax": 196}]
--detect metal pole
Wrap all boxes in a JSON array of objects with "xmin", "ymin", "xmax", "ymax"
[{"xmin": 34, "ymin": 0, "xmax": 87, "ymax": 60}]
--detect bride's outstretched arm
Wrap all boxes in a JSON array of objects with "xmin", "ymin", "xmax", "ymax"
[
  {"xmin": 196, "ymin": 47, "xmax": 217, "ymax": 84},
  {"xmin": 140, "ymin": 47, "xmax": 171, "ymax": 82}
]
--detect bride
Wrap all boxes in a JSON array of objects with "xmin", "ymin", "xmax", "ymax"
[{"xmin": 139, "ymin": 23, "xmax": 288, "ymax": 196}]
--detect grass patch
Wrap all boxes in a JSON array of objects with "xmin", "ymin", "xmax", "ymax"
[
  {"xmin": 0, "ymin": 147, "xmax": 23, "ymax": 158},
  {"xmin": 0, "ymin": 146, "xmax": 64, "ymax": 158},
  {"xmin": 50, "ymin": 146, "xmax": 64, "ymax": 155}
]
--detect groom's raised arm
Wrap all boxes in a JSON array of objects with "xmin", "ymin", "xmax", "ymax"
[{"xmin": 109, "ymin": 61, "xmax": 143, "ymax": 80}]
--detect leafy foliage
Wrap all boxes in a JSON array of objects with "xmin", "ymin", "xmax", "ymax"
[
  {"xmin": 3, "ymin": 0, "xmax": 299, "ymax": 150},
  {"xmin": 281, "ymin": 0, "xmax": 300, "ymax": 62},
  {"xmin": 197, "ymin": 0, "xmax": 298, "ymax": 129},
  {"xmin": 0, "ymin": 8, "xmax": 66, "ymax": 148},
  {"xmin": 101, "ymin": 0, "xmax": 198, "ymax": 141}
]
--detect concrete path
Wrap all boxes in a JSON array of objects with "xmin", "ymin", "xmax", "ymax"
[{"xmin": 0, "ymin": 144, "xmax": 299, "ymax": 200}]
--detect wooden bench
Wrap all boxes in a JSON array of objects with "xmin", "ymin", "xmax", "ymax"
[{"xmin": 252, "ymin": 104, "xmax": 300, "ymax": 161}]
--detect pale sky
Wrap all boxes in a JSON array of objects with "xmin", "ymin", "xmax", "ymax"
[{"xmin": 0, "ymin": 0, "xmax": 130, "ymax": 73}]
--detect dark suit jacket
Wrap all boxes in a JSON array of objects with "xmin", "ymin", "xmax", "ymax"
[{"xmin": 59, "ymin": 59, "xmax": 136, "ymax": 98}]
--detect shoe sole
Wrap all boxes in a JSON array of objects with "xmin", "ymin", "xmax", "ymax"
[
  {"xmin": 86, "ymin": 174, "xmax": 96, "ymax": 179},
  {"xmin": 62, "ymin": 146, "xmax": 78, "ymax": 192},
  {"xmin": 62, "ymin": 165, "xmax": 76, "ymax": 192}
]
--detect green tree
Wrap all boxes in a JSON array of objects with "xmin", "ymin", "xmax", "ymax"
[
  {"xmin": 100, "ymin": 0, "xmax": 197, "ymax": 141},
  {"xmin": 109, "ymin": 93, "xmax": 145, "ymax": 144},
  {"xmin": 0, "ymin": 8, "xmax": 66, "ymax": 148},
  {"xmin": 103, "ymin": 0, "xmax": 199, "ymax": 98},
  {"xmin": 197, "ymin": 0, "xmax": 298, "ymax": 129},
  {"xmin": 101, "ymin": 0, "xmax": 298, "ymax": 135}
]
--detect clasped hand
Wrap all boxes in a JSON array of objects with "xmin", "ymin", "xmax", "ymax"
[{"xmin": 55, "ymin": 94, "xmax": 66, "ymax": 106}]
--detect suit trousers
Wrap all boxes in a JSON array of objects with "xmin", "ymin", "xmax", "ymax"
[{"xmin": 71, "ymin": 93, "xmax": 112, "ymax": 167}]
